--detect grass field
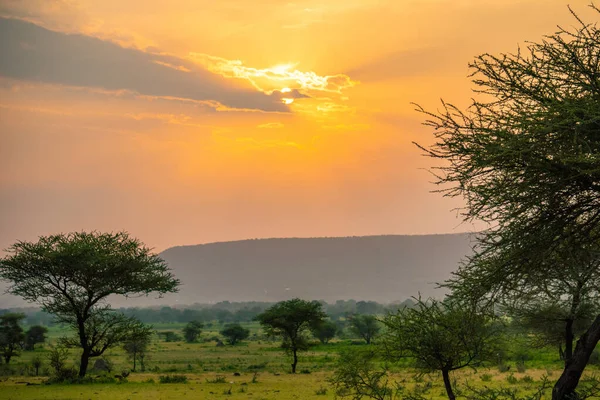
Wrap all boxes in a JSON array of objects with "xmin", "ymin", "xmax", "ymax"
[{"xmin": 1, "ymin": 322, "xmax": 598, "ymax": 399}]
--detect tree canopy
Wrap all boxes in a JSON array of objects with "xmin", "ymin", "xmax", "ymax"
[
  {"xmin": 381, "ymin": 299, "xmax": 499, "ymax": 400},
  {"xmin": 256, "ymin": 298, "xmax": 326, "ymax": 373},
  {"xmin": 0, "ymin": 231, "xmax": 179, "ymax": 377},
  {"xmin": 416, "ymin": 5, "xmax": 600, "ymax": 399}
]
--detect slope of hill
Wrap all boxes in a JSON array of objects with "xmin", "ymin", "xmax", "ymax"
[{"xmin": 159, "ymin": 233, "xmax": 473, "ymax": 304}]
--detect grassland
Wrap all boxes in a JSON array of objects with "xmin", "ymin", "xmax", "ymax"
[{"xmin": 1, "ymin": 322, "xmax": 597, "ymax": 399}]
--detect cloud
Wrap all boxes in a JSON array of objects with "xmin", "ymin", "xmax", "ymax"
[
  {"xmin": 257, "ymin": 122, "xmax": 284, "ymax": 129},
  {"xmin": 0, "ymin": 17, "xmax": 289, "ymax": 112},
  {"xmin": 189, "ymin": 53, "xmax": 356, "ymax": 97}
]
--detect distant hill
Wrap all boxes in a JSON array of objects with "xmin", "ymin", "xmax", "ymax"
[{"xmin": 159, "ymin": 234, "xmax": 474, "ymax": 304}]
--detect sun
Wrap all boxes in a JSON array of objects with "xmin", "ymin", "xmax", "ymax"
[{"xmin": 282, "ymin": 98, "xmax": 294, "ymax": 105}]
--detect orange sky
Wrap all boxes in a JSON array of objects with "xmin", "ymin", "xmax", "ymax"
[{"xmin": 0, "ymin": 0, "xmax": 596, "ymax": 252}]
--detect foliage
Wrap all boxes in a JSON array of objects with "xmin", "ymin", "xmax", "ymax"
[
  {"xmin": 159, "ymin": 374, "xmax": 188, "ymax": 383},
  {"xmin": 24, "ymin": 325, "xmax": 48, "ymax": 351},
  {"xmin": 349, "ymin": 315, "xmax": 381, "ymax": 345},
  {"xmin": 415, "ymin": 4, "xmax": 600, "ymax": 398},
  {"xmin": 159, "ymin": 331, "xmax": 182, "ymax": 342},
  {"xmin": 183, "ymin": 320, "xmax": 203, "ymax": 343},
  {"xmin": 0, "ymin": 313, "xmax": 25, "ymax": 364},
  {"xmin": 220, "ymin": 323, "xmax": 250, "ymax": 345},
  {"xmin": 381, "ymin": 298, "xmax": 500, "ymax": 399},
  {"xmin": 122, "ymin": 323, "xmax": 153, "ymax": 372},
  {"xmin": 47, "ymin": 345, "xmax": 70, "ymax": 378},
  {"xmin": 0, "ymin": 231, "xmax": 179, "ymax": 377},
  {"xmin": 256, "ymin": 298, "xmax": 326, "ymax": 373},
  {"xmin": 311, "ymin": 319, "xmax": 338, "ymax": 344},
  {"xmin": 330, "ymin": 348, "xmax": 396, "ymax": 400},
  {"xmin": 31, "ymin": 355, "xmax": 43, "ymax": 376}
]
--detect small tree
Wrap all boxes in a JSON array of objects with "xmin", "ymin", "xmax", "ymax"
[
  {"xmin": 183, "ymin": 321, "xmax": 203, "ymax": 343},
  {"xmin": 123, "ymin": 324, "xmax": 153, "ymax": 372},
  {"xmin": 349, "ymin": 315, "xmax": 381, "ymax": 345},
  {"xmin": 331, "ymin": 348, "xmax": 396, "ymax": 400},
  {"xmin": 0, "ymin": 231, "xmax": 179, "ymax": 378},
  {"xmin": 220, "ymin": 323, "xmax": 250, "ymax": 345},
  {"xmin": 256, "ymin": 298, "xmax": 326, "ymax": 373},
  {"xmin": 381, "ymin": 299, "xmax": 499, "ymax": 400},
  {"xmin": 24, "ymin": 325, "xmax": 49, "ymax": 351},
  {"xmin": 31, "ymin": 355, "xmax": 43, "ymax": 376},
  {"xmin": 47, "ymin": 345, "xmax": 70, "ymax": 376},
  {"xmin": 0, "ymin": 313, "xmax": 25, "ymax": 364},
  {"xmin": 311, "ymin": 320, "xmax": 338, "ymax": 344}
]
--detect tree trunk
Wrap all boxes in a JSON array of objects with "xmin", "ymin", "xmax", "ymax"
[
  {"xmin": 553, "ymin": 314, "xmax": 600, "ymax": 400},
  {"xmin": 565, "ymin": 318, "xmax": 574, "ymax": 362},
  {"xmin": 559, "ymin": 343, "xmax": 565, "ymax": 361},
  {"xmin": 79, "ymin": 348, "xmax": 91, "ymax": 378},
  {"xmin": 133, "ymin": 352, "xmax": 137, "ymax": 372},
  {"xmin": 4, "ymin": 355, "xmax": 10, "ymax": 364},
  {"xmin": 442, "ymin": 369, "xmax": 456, "ymax": 400},
  {"xmin": 291, "ymin": 348, "xmax": 298, "ymax": 373}
]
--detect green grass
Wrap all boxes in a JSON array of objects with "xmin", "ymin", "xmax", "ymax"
[{"xmin": 2, "ymin": 323, "xmax": 598, "ymax": 399}]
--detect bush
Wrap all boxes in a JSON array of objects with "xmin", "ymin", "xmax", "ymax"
[
  {"xmin": 480, "ymin": 373, "xmax": 493, "ymax": 382},
  {"xmin": 206, "ymin": 375, "xmax": 227, "ymax": 383},
  {"xmin": 159, "ymin": 374, "xmax": 188, "ymax": 384},
  {"xmin": 506, "ymin": 373, "xmax": 518, "ymax": 385},
  {"xmin": 315, "ymin": 386, "xmax": 328, "ymax": 395}
]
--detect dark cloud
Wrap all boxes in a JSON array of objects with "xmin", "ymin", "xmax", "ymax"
[{"xmin": 0, "ymin": 17, "xmax": 288, "ymax": 112}]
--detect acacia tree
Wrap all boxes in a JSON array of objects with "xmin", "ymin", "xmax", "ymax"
[
  {"xmin": 0, "ymin": 313, "xmax": 25, "ymax": 364},
  {"xmin": 310, "ymin": 319, "xmax": 338, "ymax": 344},
  {"xmin": 220, "ymin": 323, "xmax": 250, "ymax": 345},
  {"xmin": 24, "ymin": 325, "xmax": 49, "ymax": 351},
  {"xmin": 183, "ymin": 320, "xmax": 203, "ymax": 343},
  {"xmin": 256, "ymin": 298, "xmax": 326, "ymax": 373},
  {"xmin": 381, "ymin": 299, "xmax": 499, "ymax": 400},
  {"xmin": 0, "ymin": 231, "xmax": 179, "ymax": 378},
  {"xmin": 415, "ymin": 5, "xmax": 600, "ymax": 398},
  {"xmin": 122, "ymin": 324, "xmax": 153, "ymax": 372},
  {"xmin": 349, "ymin": 314, "xmax": 381, "ymax": 345}
]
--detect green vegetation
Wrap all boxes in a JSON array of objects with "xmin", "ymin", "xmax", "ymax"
[
  {"xmin": 220, "ymin": 323, "xmax": 250, "ymax": 345},
  {"xmin": 256, "ymin": 298, "xmax": 326, "ymax": 373},
  {"xmin": 0, "ymin": 232, "xmax": 179, "ymax": 378}
]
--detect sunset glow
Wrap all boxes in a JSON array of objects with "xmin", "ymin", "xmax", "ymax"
[{"xmin": 1, "ymin": 0, "xmax": 596, "ymax": 252}]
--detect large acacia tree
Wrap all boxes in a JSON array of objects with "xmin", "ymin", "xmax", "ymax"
[
  {"xmin": 0, "ymin": 231, "xmax": 179, "ymax": 377},
  {"xmin": 416, "ymin": 5, "xmax": 600, "ymax": 399}
]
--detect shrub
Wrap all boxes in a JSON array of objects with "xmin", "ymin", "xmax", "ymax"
[
  {"xmin": 206, "ymin": 375, "xmax": 227, "ymax": 383},
  {"xmin": 506, "ymin": 373, "xmax": 518, "ymax": 385},
  {"xmin": 159, "ymin": 374, "xmax": 188, "ymax": 384},
  {"xmin": 480, "ymin": 373, "xmax": 493, "ymax": 382},
  {"xmin": 315, "ymin": 386, "xmax": 328, "ymax": 395}
]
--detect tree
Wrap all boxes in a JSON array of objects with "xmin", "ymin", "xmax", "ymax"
[
  {"xmin": 0, "ymin": 231, "xmax": 179, "ymax": 378},
  {"xmin": 24, "ymin": 325, "xmax": 49, "ymax": 351},
  {"xmin": 510, "ymin": 301, "xmax": 596, "ymax": 361},
  {"xmin": 220, "ymin": 323, "xmax": 250, "ymax": 345},
  {"xmin": 123, "ymin": 323, "xmax": 153, "ymax": 372},
  {"xmin": 256, "ymin": 298, "xmax": 326, "ymax": 373},
  {"xmin": 381, "ymin": 299, "xmax": 499, "ymax": 400},
  {"xmin": 183, "ymin": 320, "xmax": 203, "ymax": 343},
  {"xmin": 311, "ymin": 319, "xmax": 338, "ymax": 344},
  {"xmin": 330, "ymin": 348, "xmax": 395, "ymax": 400},
  {"xmin": 415, "ymin": 5, "xmax": 600, "ymax": 398},
  {"xmin": 349, "ymin": 315, "xmax": 381, "ymax": 345},
  {"xmin": 0, "ymin": 313, "xmax": 25, "ymax": 364}
]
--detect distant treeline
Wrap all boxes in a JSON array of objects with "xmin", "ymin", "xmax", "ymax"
[{"xmin": 0, "ymin": 299, "xmax": 415, "ymax": 326}]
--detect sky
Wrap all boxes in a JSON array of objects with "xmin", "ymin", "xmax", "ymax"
[{"xmin": 0, "ymin": 0, "xmax": 597, "ymax": 252}]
